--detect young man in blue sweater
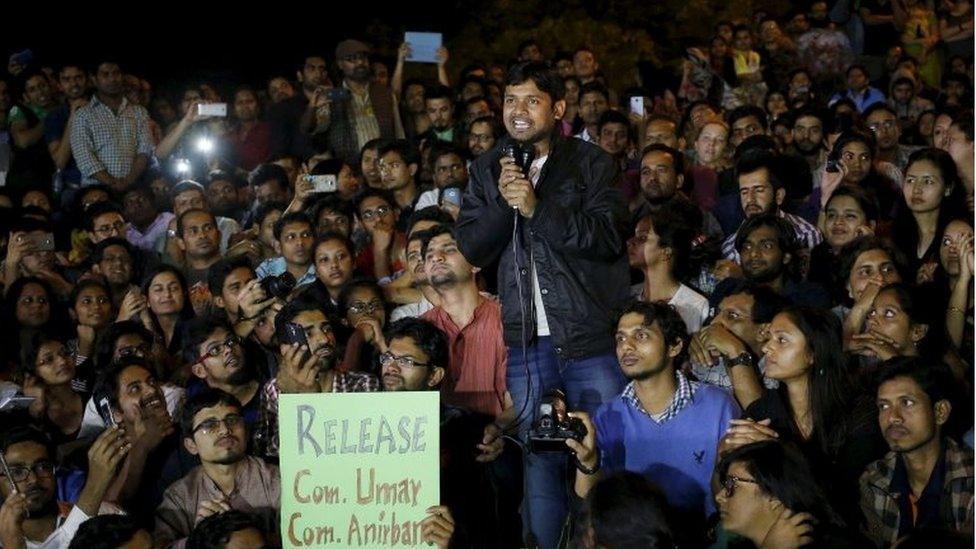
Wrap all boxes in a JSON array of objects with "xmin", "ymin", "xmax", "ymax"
[{"xmin": 568, "ymin": 301, "xmax": 741, "ymax": 544}]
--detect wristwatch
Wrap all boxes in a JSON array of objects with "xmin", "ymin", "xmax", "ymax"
[{"xmin": 727, "ymin": 352, "xmax": 754, "ymax": 368}]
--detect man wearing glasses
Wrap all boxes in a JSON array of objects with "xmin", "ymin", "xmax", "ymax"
[
  {"xmin": 183, "ymin": 317, "xmax": 264, "ymax": 439},
  {"xmin": 0, "ymin": 425, "xmax": 128, "ymax": 549},
  {"xmin": 155, "ymin": 389, "xmax": 280, "ymax": 547}
]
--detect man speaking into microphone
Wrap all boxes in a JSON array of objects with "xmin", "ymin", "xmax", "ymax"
[{"xmin": 455, "ymin": 61, "xmax": 630, "ymax": 549}]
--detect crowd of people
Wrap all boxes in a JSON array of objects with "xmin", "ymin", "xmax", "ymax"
[{"xmin": 0, "ymin": 1, "xmax": 972, "ymax": 548}]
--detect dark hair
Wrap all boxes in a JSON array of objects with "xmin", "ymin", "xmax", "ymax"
[
  {"xmin": 93, "ymin": 355, "xmax": 157, "ymax": 410},
  {"xmin": 507, "ymin": 62, "xmax": 565, "ymax": 102},
  {"xmin": 248, "ymin": 163, "xmax": 289, "ymax": 189},
  {"xmin": 824, "ymin": 185, "xmax": 881, "ymax": 225},
  {"xmin": 469, "ymin": 115, "xmax": 503, "ymax": 138},
  {"xmin": 640, "ymin": 143, "xmax": 685, "ymax": 175},
  {"xmin": 709, "ymin": 278, "xmax": 789, "ymax": 323},
  {"xmin": 253, "ymin": 200, "xmax": 287, "ymax": 228},
  {"xmin": 0, "ymin": 424, "xmax": 54, "ymax": 458},
  {"xmin": 734, "ymin": 214, "xmax": 797, "ymax": 256},
  {"xmin": 171, "ymin": 179, "xmax": 206, "ymax": 200},
  {"xmin": 775, "ymin": 306, "xmax": 855, "ymax": 454},
  {"xmin": 874, "ymin": 282, "xmax": 942, "ymax": 357},
  {"xmin": 273, "ymin": 297, "xmax": 335, "ymax": 339},
  {"xmin": 383, "ymin": 317, "xmax": 449, "ymax": 371},
  {"xmin": 636, "ymin": 210, "xmax": 695, "ymax": 280},
  {"xmin": 69, "ymin": 278, "xmax": 111, "ymax": 311},
  {"xmin": 206, "ymin": 170, "xmax": 244, "ymax": 190},
  {"xmin": 950, "ymin": 111, "xmax": 974, "ymax": 142},
  {"xmin": 419, "ymin": 223, "xmax": 456, "ymax": 260},
  {"xmin": 429, "ymin": 143, "xmax": 467, "ymax": 168},
  {"xmin": 19, "ymin": 330, "xmax": 66, "ymax": 375},
  {"xmin": 338, "ymin": 277, "xmax": 385, "ymax": 316},
  {"xmin": 141, "ymin": 264, "xmax": 194, "ymax": 322},
  {"xmin": 90, "ymin": 237, "xmax": 137, "ymax": 275},
  {"xmin": 180, "ymin": 388, "xmax": 243, "ymax": 437},
  {"xmin": 862, "ymin": 102, "xmax": 897, "ymax": 121},
  {"xmin": 579, "ymin": 81, "xmax": 609, "ymax": 103},
  {"xmin": 845, "ymin": 63, "xmax": 868, "ymax": 78},
  {"xmin": 424, "ymin": 85, "xmax": 453, "ymax": 104},
  {"xmin": 727, "ymin": 105, "xmax": 769, "ymax": 131},
  {"xmin": 69, "ymin": 515, "xmax": 147, "ymax": 549},
  {"xmin": 792, "ymin": 106, "xmax": 826, "ymax": 125},
  {"xmin": 181, "ymin": 316, "xmax": 234, "ymax": 365},
  {"xmin": 93, "ymin": 321, "xmax": 155, "ymax": 373},
  {"xmin": 830, "ymin": 130, "xmax": 877, "ymax": 163},
  {"xmin": 4, "ymin": 276, "xmax": 53, "ymax": 329},
  {"xmin": 353, "ymin": 188, "xmax": 396, "ymax": 216},
  {"xmin": 407, "ymin": 206, "xmax": 454, "ymax": 235},
  {"xmin": 313, "ymin": 232, "xmax": 355, "ymax": 260},
  {"xmin": 597, "ymin": 109, "xmax": 630, "ymax": 135},
  {"xmin": 188, "ymin": 511, "xmax": 265, "ymax": 549},
  {"xmin": 837, "ymin": 237, "xmax": 907, "ymax": 291},
  {"xmin": 176, "ymin": 208, "xmax": 217, "ymax": 238},
  {"xmin": 377, "ymin": 139, "xmax": 420, "ymax": 167},
  {"xmin": 83, "ymin": 201, "xmax": 124, "ymax": 233},
  {"xmin": 618, "ymin": 300, "xmax": 689, "ymax": 366},
  {"xmin": 894, "ymin": 148, "xmax": 970, "ymax": 260},
  {"xmin": 717, "ymin": 440, "xmax": 843, "ymax": 528},
  {"xmin": 272, "ymin": 211, "xmax": 313, "ymax": 241},
  {"xmin": 876, "ymin": 356, "xmax": 953, "ymax": 408},
  {"xmin": 734, "ymin": 149, "xmax": 783, "ymax": 192},
  {"xmin": 207, "ymin": 255, "xmax": 254, "ymax": 298},
  {"xmin": 574, "ymin": 471, "xmax": 675, "ymax": 549},
  {"xmin": 310, "ymin": 195, "xmax": 355, "ymax": 228}
]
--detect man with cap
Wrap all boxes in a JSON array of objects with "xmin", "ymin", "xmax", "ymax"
[{"xmin": 313, "ymin": 39, "xmax": 403, "ymax": 165}]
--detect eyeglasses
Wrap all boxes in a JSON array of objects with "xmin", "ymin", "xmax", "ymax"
[
  {"xmin": 1, "ymin": 461, "xmax": 55, "ymax": 483},
  {"xmin": 94, "ymin": 221, "xmax": 127, "ymax": 235},
  {"xmin": 118, "ymin": 343, "xmax": 151, "ymax": 358},
  {"xmin": 723, "ymin": 474, "xmax": 759, "ymax": 497},
  {"xmin": 379, "ymin": 351, "xmax": 429, "ymax": 369},
  {"xmin": 360, "ymin": 205, "xmax": 391, "ymax": 221},
  {"xmin": 867, "ymin": 120, "xmax": 897, "ymax": 132},
  {"xmin": 348, "ymin": 300, "xmax": 384, "ymax": 315},
  {"xmin": 196, "ymin": 335, "xmax": 242, "ymax": 363},
  {"xmin": 192, "ymin": 414, "xmax": 244, "ymax": 436}
]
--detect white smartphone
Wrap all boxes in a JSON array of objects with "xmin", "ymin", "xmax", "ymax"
[
  {"xmin": 629, "ymin": 96, "xmax": 645, "ymax": 117},
  {"xmin": 197, "ymin": 103, "xmax": 228, "ymax": 117},
  {"xmin": 304, "ymin": 174, "xmax": 337, "ymax": 193}
]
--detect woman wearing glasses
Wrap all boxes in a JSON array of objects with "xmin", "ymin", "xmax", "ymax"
[
  {"xmin": 338, "ymin": 278, "xmax": 389, "ymax": 376},
  {"xmin": 715, "ymin": 440, "xmax": 862, "ymax": 547},
  {"xmin": 18, "ymin": 331, "xmax": 90, "ymax": 448}
]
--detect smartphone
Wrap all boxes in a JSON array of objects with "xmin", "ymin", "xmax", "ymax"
[
  {"xmin": 825, "ymin": 158, "xmax": 840, "ymax": 173},
  {"xmin": 327, "ymin": 88, "xmax": 350, "ymax": 102},
  {"xmin": 197, "ymin": 103, "xmax": 227, "ymax": 117},
  {"xmin": 0, "ymin": 396, "xmax": 35, "ymax": 411},
  {"xmin": 28, "ymin": 232, "xmax": 55, "ymax": 252},
  {"xmin": 441, "ymin": 187, "xmax": 462, "ymax": 207},
  {"xmin": 280, "ymin": 321, "xmax": 312, "ymax": 363},
  {"xmin": 629, "ymin": 96, "xmax": 645, "ymax": 117},
  {"xmin": 0, "ymin": 451, "xmax": 16, "ymax": 492},
  {"xmin": 304, "ymin": 174, "xmax": 337, "ymax": 193},
  {"xmin": 97, "ymin": 396, "xmax": 117, "ymax": 428}
]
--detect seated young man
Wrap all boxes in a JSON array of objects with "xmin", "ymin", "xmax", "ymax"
[
  {"xmin": 155, "ymin": 389, "xmax": 280, "ymax": 547},
  {"xmin": 861, "ymin": 358, "xmax": 974, "ymax": 546},
  {"xmin": 569, "ymin": 301, "xmax": 740, "ymax": 546},
  {"xmin": 0, "ymin": 424, "xmax": 128, "ymax": 548}
]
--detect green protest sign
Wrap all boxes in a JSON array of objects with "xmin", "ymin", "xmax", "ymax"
[{"xmin": 279, "ymin": 392, "xmax": 440, "ymax": 547}]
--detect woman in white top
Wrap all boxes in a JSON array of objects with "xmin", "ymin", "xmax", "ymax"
[{"xmin": 628, "ymin": 209, "xmax": 710, "ymax": 333}]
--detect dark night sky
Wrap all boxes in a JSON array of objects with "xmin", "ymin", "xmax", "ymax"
[{"xmin": 1, "ymin": 4, "xmax": 460, "ymax": 95}]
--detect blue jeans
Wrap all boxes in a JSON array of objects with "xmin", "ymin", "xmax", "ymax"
[{"xmin": 506, "ymin": 337, "xmax": 625, "ymax": 549}]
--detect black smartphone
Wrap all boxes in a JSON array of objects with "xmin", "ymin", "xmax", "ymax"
[{"xmin": 280, "ymin": 321, "xmax": 312, "ymax": 363}]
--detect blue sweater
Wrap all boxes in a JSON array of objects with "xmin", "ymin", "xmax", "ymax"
[{"xmin": 593, "ymin": 384, "xmax": 740, "ymax": 519}]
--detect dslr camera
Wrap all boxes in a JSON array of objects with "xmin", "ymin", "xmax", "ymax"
[
  {"xmin": 260, "ymin": 271, "xmax": 296, "ymax": 300},
  {"xmin": 528, "ymin": 390, "xmax": 587, "ymax": 453}
]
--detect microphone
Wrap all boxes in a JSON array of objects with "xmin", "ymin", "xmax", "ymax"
[{"xmin": 503, "ymin": 142, "xmax": 536, "ymax": 178}]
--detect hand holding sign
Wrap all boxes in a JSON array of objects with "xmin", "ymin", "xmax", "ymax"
[{"xmin": 420, "ymin": 506, "xmax": 454, "ymax": 548}]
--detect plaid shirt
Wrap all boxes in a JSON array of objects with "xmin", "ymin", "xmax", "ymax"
[
  {"xmin": 860, "ymin": 438, "xmax": 974, "ymax": 546},
  {"xmin": 721, "ymin": 209, "xmax": 823, "ymax": 263},
  {"xmin": 69, "ymin": 95, "xmax": 154, "ymax": 185},
  {"xmin": 621, "ymin": 369, "xmax": 698, "ymax": 424},
  {"xmin": 258, "ymin": 371, "xmax": 379, "ymax": 457}
]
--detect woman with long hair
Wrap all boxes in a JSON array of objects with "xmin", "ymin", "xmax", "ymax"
[
  {"xmin": 139, "ymin": 265, "xmax": 195, "ymax": 382},
  {"xmin": 723, "ymin": 306, "xmax": 885, "ymax": 525},
  {"xmin": 893, "ymin": 148, "xmax": 970, "ymax": 282}
]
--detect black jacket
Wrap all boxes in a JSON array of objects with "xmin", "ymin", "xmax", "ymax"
[{"xmin": 456, "ymin": 135, "xmax": 630, "ymax": 359}]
